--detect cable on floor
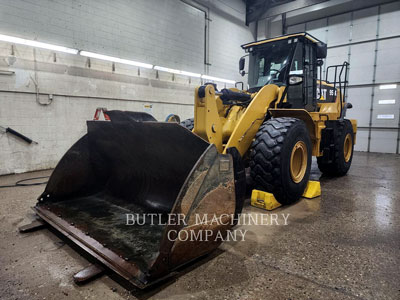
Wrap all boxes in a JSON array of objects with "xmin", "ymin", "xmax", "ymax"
[{"xmin": 0, "ymin": 176, "xmax": 49, "ymax": 188}]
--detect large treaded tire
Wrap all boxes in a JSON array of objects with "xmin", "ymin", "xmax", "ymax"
[
  {"xmin": 180, "ymin": 118, "xmax": 194, "ymax": 131},
  {"xmin": 250, "ymin": 117, "xmax": 312, "ymax": 205},
  {"xmin": 317, "ymin": 119, "xmax": 354, "ymax": 176}
]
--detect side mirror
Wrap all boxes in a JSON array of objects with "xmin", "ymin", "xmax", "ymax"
[
  {"xmin": 239, "ymin": 57, "xmax": 245, "ymax": 74},
  {"xmin": 317, "ymin": 59, "xmax": 324, "ymax": 67},
  {"xmin": 288, "ymin": 74, "xmax": 303, "ymax": 85},
  {"xmin": 316, "ymin": 42, "xmax": 327, "ymax": 59}
]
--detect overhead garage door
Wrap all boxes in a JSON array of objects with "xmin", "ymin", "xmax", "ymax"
[{"xmin": 287, "ymin": 2, "xmax": 400, "ymax": 153}]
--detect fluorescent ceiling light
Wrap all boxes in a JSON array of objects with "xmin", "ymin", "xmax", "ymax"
[
  {"xmin": 0, "ymin": 34, "xmax": 78, "ymax": 54},
  {"xmin": 201, "ymin": 75, "xmax": 236, "ymax": 84},
  {"xmin": 378, "ymin": 99, "xmax": 396, "ymax": 105},
  {"xmin": 379, "ymin": 84, "xmax": 397, "ymax": 90},
  {"xmin": 377, "ymin": 114, "xmax": 395, "ymax": 119},
  {"xmin": 0, "ymin": 34, "xmax": 238, "ymax": 83},
  {"xmin": 154, "ymin": 66, "xmax": 201, "ymax": 78},
  {"xmin": 80, "ymin": 51, "xmax": 153, "ymax": 69}
]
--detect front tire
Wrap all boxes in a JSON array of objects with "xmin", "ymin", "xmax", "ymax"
[{"xmin": 250, "ymin": 117, "xmax": 312, "ymax": 205}]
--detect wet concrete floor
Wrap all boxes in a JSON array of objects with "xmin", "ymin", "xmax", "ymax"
[{"xmin": 0, "ymin": 152, "xmax": 399, "ymax": 299}]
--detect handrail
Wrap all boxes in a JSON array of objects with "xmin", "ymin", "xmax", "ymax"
[{"xmin": 325, "ymin": 62, "xmax": 349, "ymax": 119}]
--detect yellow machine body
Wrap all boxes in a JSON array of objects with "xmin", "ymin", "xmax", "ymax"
[
  {"xmin": 193, "ymin": 83, "xmax": 357, "ymax": 158},
  {"xmin": 193, "ymin": 33, "xmax": 357, "ymax": 159}
]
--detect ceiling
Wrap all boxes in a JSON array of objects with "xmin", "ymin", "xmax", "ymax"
[{"xmin": 244, "ymin": 0, "xmax": 295, "ymax": 24}]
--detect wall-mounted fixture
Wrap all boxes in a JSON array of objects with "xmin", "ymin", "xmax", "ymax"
[
  {"xmin": 79, "ymin": 51, "xmax": 153, "ymax": 69},
  {"xmin": 378, "ymin": 99, "xmax": 396, "ymax": 105},
  {"xmin": 379, "ymin": 84, "xmax": 397, "ymax": 90},
  {"xmin": 377, "ymin": 114, "xmax": 395, "ymax": 119},
  {"xmin": 154, "ymin": 66, "xmax": 201, "ymax": 78},
  {"xmin": 201, "ymin": 75, "xmax": 236, "ymax": 84},
  {"xmin": 0, "ymin": 70, "xmax": 15, "ymax": 75},
  {"xmin": 0, "ymin": 34, "xmax": 78, "ymax": 54},
  {"xmin": 0, "ymin": 33, "xmax": 237, "ymax": 85}
]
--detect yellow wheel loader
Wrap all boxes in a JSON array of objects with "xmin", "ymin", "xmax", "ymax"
[
  {"xmin": 181, "ymin": 32, "xmax": 357, "ymax": 204},
  {"xmin": 29, "ymin": 32, "xmax": 356, "ymax": 288}
]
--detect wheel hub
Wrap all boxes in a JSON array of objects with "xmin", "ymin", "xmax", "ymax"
[
  {"xmin": 344, "ymin": 133, "xmax": 352, "ymax": 162},
  {"xmin": 290, "ymin": 141, "xmax": 307, "ymax": 183}
]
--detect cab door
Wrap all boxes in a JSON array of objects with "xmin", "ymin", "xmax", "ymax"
[
  {"xmin": 304, "ymin": 40, "xmax": 317, "ymax": 111},
  {"xmin": 287, "ymin": 39, "xmax": 317, "ymax": 111},
  {"xmin": 287, "ymin": 41, "xmax": 304, "ymax": 108}
]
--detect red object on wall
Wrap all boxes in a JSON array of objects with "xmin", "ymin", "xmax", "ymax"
[{"xmin": 93, "ymin": 108, "xmax": 110, "ymax": 121}]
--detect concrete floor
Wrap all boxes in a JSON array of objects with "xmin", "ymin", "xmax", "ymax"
[{"xmin": 0, "ymin": 152, "xmax": 399, "ymax": 300}]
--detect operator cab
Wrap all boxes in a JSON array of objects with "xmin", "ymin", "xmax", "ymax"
[{"xmin": 240, "ymin": 33, "xmax": 328, "ymax": 112}]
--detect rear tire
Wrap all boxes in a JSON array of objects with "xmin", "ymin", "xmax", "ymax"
[
  {"xmin": 250, "ymin": 117, "xmax": 312, "ymax": 205},
  {"xmin": 180, "ymin": 118, "xmax": 194, "ymax": 131},
  {"xmin": 317, "ymin": 120, "xmax": 354, "ymax": 176}
]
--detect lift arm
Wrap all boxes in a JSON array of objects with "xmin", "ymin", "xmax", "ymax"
[{"xmin": 193, "ymin": 84, "xmax": 280, "ymax": 156}]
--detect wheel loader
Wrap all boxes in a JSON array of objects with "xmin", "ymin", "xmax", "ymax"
[{"xmin": 29, "ymin": 32, "xmax": 356, "ymax": 288}]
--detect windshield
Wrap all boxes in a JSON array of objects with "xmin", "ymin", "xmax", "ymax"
[{"xmin": 248, "ymin": 39, "xmax": 297, "ymax": 91}]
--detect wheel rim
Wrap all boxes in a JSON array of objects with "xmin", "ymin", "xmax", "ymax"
[
  {"xmin": 344, "ymin": 133, "xmax": 352, "ymax": 162},
  {"xmin": 290, "ymin": 141, "xmax": 307, "ymax": 183}
]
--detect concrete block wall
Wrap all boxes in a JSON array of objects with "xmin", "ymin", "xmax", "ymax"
[
  {"xmin": 0, "ymin": 0, "xmax": 205, "ymax": 73},
  {"xmin": 0, "ymin": 0, "xmax": 254, "ymax": 175},
  {"xmin": 0, "ymin": 44, "xmax": 198, "ymax": 174},
  {"xmin": 207, "ymin": 0, "xmax": 255, "ymax": 79}
]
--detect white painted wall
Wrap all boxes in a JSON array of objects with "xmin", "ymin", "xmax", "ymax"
[{"xmin": 0, "ymin": 0, "xmax": 254, "ymax": 175}]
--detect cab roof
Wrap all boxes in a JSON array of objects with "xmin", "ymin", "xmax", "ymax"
[{"xmin": 241, "ymin": 32, "xmax": 325, "ymax": 49}]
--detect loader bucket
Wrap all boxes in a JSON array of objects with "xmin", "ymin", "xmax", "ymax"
[{"xmin": 34, "ymin": 111, "xmax": 239, "ymax": 288}]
